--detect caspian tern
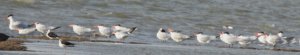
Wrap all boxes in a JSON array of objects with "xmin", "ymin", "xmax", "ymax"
[
  {"xmin": 194, "ymin": 32, "xmax": 211, "ymax": 44},
  {"xmin": 156, "ymin": 28, "xmax": 170, "ymax": 41},
  {"xmin": 168, "ymin": 28, "xmax": 190, "ymax": 43},
  {"xmin": 69, "ymin": 24, "xmax": 94, "ymax": 35},
  {"xmin": 265, "ymin": 34, "xmax": 280, "ymax": 48},
  {"xmin": 256, "ymin": 32, "xmax": 267, "ymax": 45},
  {"xmin": 277, "ymin": 31, "xmax": 296, "ymax": 46},
  {"xmin": 219, "ymin": 32, "xmax": 237, "ymax": 47},
  {"xmin": 236, "ymin": 34, "xmax": 256, "ymax": 47},
  {"xmin": 69, "ymin": 24, "xmax": 94, "ymax": 40},
  {"xmin": 112, "ymin": 24, "xmax": 137, "ymax": 34},
  {"xmin": 113, "ymin": 30, "xmax": 130, "ymax": 42},
  {"xmin": 6, "ymin": 14, "xmax": 34, "ymax": 30},
  {"xmin": 15, "ymin": 27, "xmax": 37, "ymax": 35},
  {"xmin": 96, "ymin": 24, "xmax": 112, "ymax": 38}
]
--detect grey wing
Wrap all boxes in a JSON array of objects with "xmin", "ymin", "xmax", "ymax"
[{"xmin": 18, "ymin": 23, "xmax": 35, "ymax": 28}]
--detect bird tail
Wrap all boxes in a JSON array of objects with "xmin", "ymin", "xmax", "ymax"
[
  {"xmin": 51, "ymin": 26, "xmax": 61, "ymax": 30},
  {"xmin": 28, "ymin": 23, "xmax": 35, "ymax": 27},
  {"xmin": 129, "ymin": 27, "xmax": 137, "ymax": 34}
]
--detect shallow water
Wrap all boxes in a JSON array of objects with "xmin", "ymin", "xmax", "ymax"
[{"xmin": 0, "ymin": 0, "xmax": 300, "ymax": 55}]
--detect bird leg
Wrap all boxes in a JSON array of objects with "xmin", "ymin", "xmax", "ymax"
[
  {"xmin": 115, "ymin": 39, "xmax": 124, "ymax": 43},
  {"xmin": 64, "ymin": 47, "xmax": 66, "ymax": 55},
  {"xmin": 160, "ymin": 40, "xmax": 167, "ymax": 43},
  {"xmin": 229, "ymin": 44, "xmax": 234, "ymax": 48},
  {"xmin": 76, "ymin": 35, "xmax": 82, "ymax": 42},
  {"xmin": 271, "ymin": 43, "xmax": 277, "ymax": 49},
  {"xmin": 39, "ymin": 33, "xmax": 45, "ymax": 37}
]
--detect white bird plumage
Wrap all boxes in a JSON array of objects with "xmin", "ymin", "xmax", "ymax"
[
  {"xmin": 219, "ymin": 32, "xmax": 237, "ymax": 47},
  {"xmin": 112, "ymin": 24, "xmax": 137, "ymax": 34},
  {"xmin": 168, "ymin": 28, "xmax": 190, "ymax": 42},
  {"xmin": 7, "ymin": 14, "xmax": 34, "ymax": 31},
  {"xmin": 156, "ymin": 28, "xmax": 170, "ymax": 41},
  {"xmin": 113, "ymin": 30, "xmax": 132, "ymax": 42},
  {"xmin": 236, "ymin": 35, "xmax": 256, "ymax": 47},
  {"xmin": 256, "ymin": 32, "xmax": 267, "ymax": 44},
  {"xmin": 15, "ymin": 27, "xmax": 36, "ymax": 35},
  {"xmin": 194, "ymin": 32, "xmax": 211, "ymax": 44},
  {"xmin": 35, "ymin": 22, "xmax": 60, "ymax": 35},
  {"xmin": 69, "ymin": 24, "xmax": 94, "ymax": 35},
  {"xmin": 265, "ymin": 34, "xmax": 280, "ymax": 48},
  {"xmin": 96, "ymin": 25, "xmax": 112, "ymax": 38},
  {"xmin": 277, "ymin": 31, "xmax": 297, "ymax": 45}
]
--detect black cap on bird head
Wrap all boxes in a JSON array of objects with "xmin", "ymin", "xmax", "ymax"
[
  {"xmin": 238, "ymin": 34, "xmax": 242, "ymax": 36},
  {"xmin": 161, "ymin": 29, "xmax": 166, "ymax": 32},
  {"xmin": 194, "ymin": 32, "xmax": 203, "ymax": 34},
  {"xmin": 259, "ymin": 31, "xmax": 264, "ymax": 33},
  {"xmin": 224, "ymin": 32, "xmax": 230, "ymax": 34},
  {"xmin": 7, "ymin": 14, "xmax": 13, "ymax": 17},
  {"xmin": 113, "ymin": 24, "xmax": 121, "ymax": 26}
]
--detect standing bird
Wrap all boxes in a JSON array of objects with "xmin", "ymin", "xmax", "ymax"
[
  {"xmin": 194, "ymin": 32, "xmax": 213, "ymax": 44},
  {"xmin": 69, "ymin": 24, "xmax": 94, "ymax": 40},
  {"xmin": 96, "ymin": 24, "xmax": 112, "ymax": 38},
  {"xmin": 156, "ymin": 28, "xmax": 170, "ymax": 41},
  {"xmin": 6, "ymin": 14, "xmax": 34, "ymax": 31},
  {"xmin": 219, "ymin": 32, "xmax": 237, "ymax": 47},
  {"xmin": 0, "ymin": 33, "xmax": 10, "ymax": 42},
  {"xmin": 256, "ymin": 32, "xmax": 267, "ymax": 45},
  {"xmin": 168, "ymin": 28, "xmax": 190, "ymax": 43},
  {"xmin": 15, "ymin": 27, "xmax": 37, "ymax": 35},
  {"xmin": 34, "ymin": 22, "xmax": 61, "ymax": 36},
  {"xmin": 236, "ymin": 34, "xmax": 256, "ymax": 47},
  {"xmin": 265, "ymin": 34, "xmax": 280, "ymax": 49},
  {"xmin": 113, "ymin": 31, "xmax": 130, "ymax": 43},
  {"xmin": 112, "ymin": 24, "xmax": 137, "ymax": 34},
  {"xmin": 15, "ymin": 27, "xmax": 36, "ymax": 40},
  {"xmin": 58, "ymin": 39, "xmax": 75, "ymax": 55},
  {"xmin": 45, "ymin": 29, "xmax": 59, "ymax": 39},
  {"xmin": 277, "ymin": 31, "xmax": 296, "ymax": 46}
]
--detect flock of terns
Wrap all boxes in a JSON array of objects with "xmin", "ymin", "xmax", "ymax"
[{"xmin": 1, "ymin": 14, "xmax": 300, "ymax": 52}]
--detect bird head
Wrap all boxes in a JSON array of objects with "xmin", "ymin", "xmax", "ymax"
[
  {"xmin": 159, "ymin": 28, "xmax": 166, "ymax": 32},
  {"xmin": 279, "ymin": 31, "xmax": 283, "ymax": 33},
  {"xmin": 34, "ymin": 22, "xmax": 40, "ymax": 25},
  {"xmin": 255, "ymin": 32, "xmax": 264, "ymax": 37},
  {"xmin": 95, "ymin": 24, "xmax": 104, "ymax": 28},
  {"xmin": 5, "ymin": 14, "xmax": 13, "ymax": 21}
]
